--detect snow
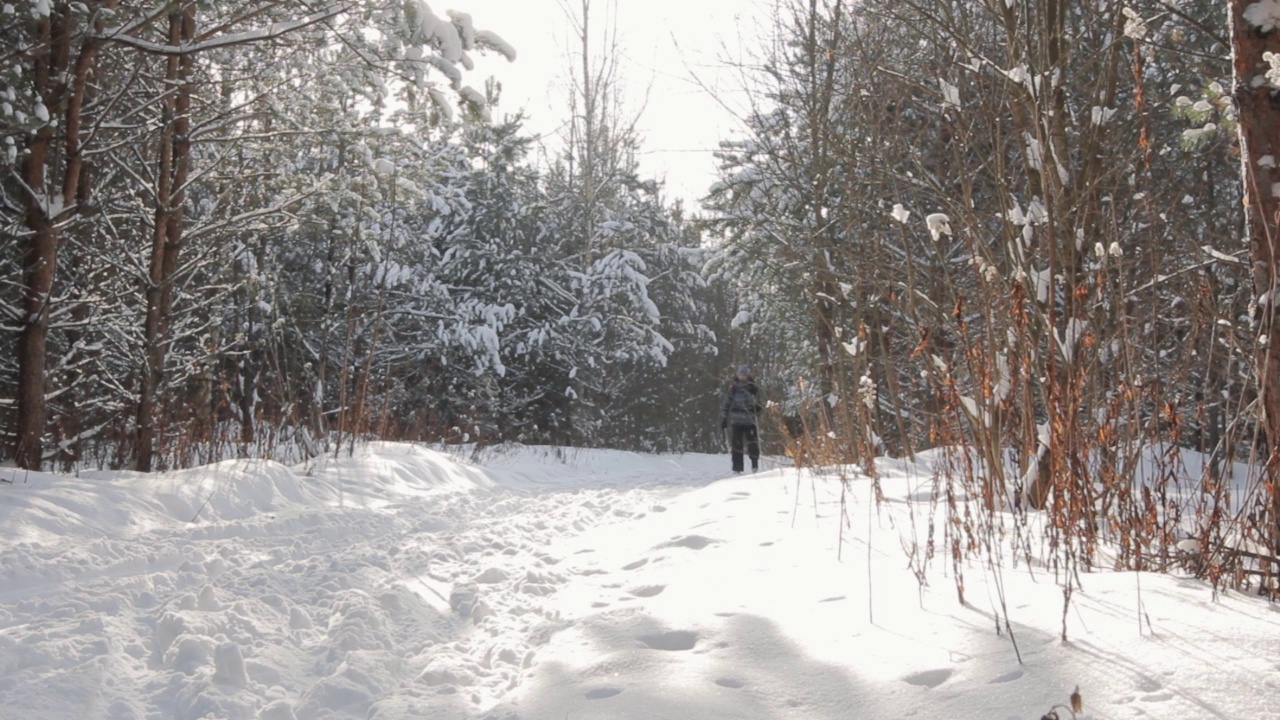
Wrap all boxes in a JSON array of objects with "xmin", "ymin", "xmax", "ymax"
[
  {"xmin": 1122, "ymin": 7, "xmax": 1148, "ymax": 40},
  {"xmin": 993, "ymin": 352, "xmax": 1011, "ymax": 403},
  {"xmin": 91, "ymin": 8, "xmax": 345, "ymax": 56},
  {"xmin": 1055, "ymin": 317, "xmax": 1089, "ymax": 363},
  {"xmin": 925, "ymin": 212, "xmax": 952, "ymax": 240},
  {"xmin": 427, "ymin": 54, "xmax": 463, "ymax": 89},
  {"xmin": 474, "ymin": 30, "xmax": 517, "ymax": 62},
  {"xmin": 1024, "ymin": 133, "xmax": 1045, "ymax": 173},
  {"xmin": 3, "ymin": 443, "xmax": 1279, "ymax": 719},
  {"xmin": 1025, "ymin": 198, "xmax": 1047, "ymax": 225},
  {"xmin": 1245, "ymin": 0, "xmax": 1280, "ymax": 33},
  {"xmin": 1033, "ymin": 267, "xmax": 1052, "ymax": 303},
  {"xmin": 1089, "ymin": 106, "xmax": 1115, "ymax": 126},
  {"xmin": 413, "ymin": 1, "xmax": 463, "ymax": 62},
  {"xmin": 1003, "ymin": 64, "xmax": 1031, "ymax": 89},
  {"xmin": 428, "ymin": 87, "xmax": 455, "ymax": 121},
  {"xmin": 959, "ymin": 394, "xmax": 990, "ymax": 427},
  {"xmin": 1265, "ymin": 52, "xmax": 1280, "ymax": 87},
  {"xmin": 938, "ymin": 79, "xmax": 961, "ymax": 109},
  {"xmin": 448, "ymin": 10, "xmax": 476, "ymax": 50},
  {"xmin": 459, "ymin": 86, "xmax": 489, "ymax": 119}
]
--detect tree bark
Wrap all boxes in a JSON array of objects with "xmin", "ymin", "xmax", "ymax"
[
  {"xmin": 137, "ymin": 3, "xmax": 195, "ymax": 471},
  {"xmin": 12, "ymin": 3, "xmax": 110, "ymax": 469},
  {"xmin": 15, "ymin": 122, "xmax": 56, "ymax": 471},
  {"xmin": 1231, "ymin": 0, "xmax": 1280, "ymax": 550}
]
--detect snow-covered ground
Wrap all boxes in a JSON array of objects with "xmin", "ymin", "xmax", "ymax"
[{"xmin": 2, "ymin": 442, "xmax": 1276, "ymax": 719}]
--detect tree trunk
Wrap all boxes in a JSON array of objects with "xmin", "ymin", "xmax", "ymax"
[
  {"xmin": 805, "ymin": 0, "xmax": 843, "ymax": 445},
  {"xmin": 15, "ymin": 127, "xmax": 56, "ymax": 470},
  {"xmin": 580, "ymin": 0, "xmax": 597, "ymax": 262},
  {"xmin": 12, "ymin": 4, "xmax": 107, "ymax": 469},
  {"xmin": 137, "ymin": 4, "xmax": 195, "ymax": 471},
  {"xmin": 1231, "ymin": 0, "xmax": 1280, "ymax": 550}
]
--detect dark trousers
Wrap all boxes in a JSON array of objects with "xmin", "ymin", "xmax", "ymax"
[{"xmin": 729, "ymin": 424, "xmax": 760, "ymax": 471}]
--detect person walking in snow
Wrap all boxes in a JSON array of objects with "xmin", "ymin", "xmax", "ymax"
[{"xmin": 721, "ymin": 364, "xmax": 762, "ymax": 473}]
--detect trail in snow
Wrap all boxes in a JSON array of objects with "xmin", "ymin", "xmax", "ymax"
[
  {"xmin": 0, "ymin": 444, "xmax": 725, "ymax": 719},
  {"xmin": 6, "ymin": 443, "xmax": 1280, "ymax": 720}
]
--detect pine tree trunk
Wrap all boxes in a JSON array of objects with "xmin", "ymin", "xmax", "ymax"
[
  {"xmin": 12, "ymin": 5, "xmax": 105, "ymax": 469},
  {"xmin": 1231, "ymin": 0, "xmax": 1280, "ymax": 551},
  {"xmin": 14, "ymin": 129, "xmax": 55, "ymax": 470},
  {"xmin": 137, "ymin": 5, "xmax": 195, "ymax": 471}
]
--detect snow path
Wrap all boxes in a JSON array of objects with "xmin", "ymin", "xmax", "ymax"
[
  {"xmin": 6, "ymin": 444, "xmax": 1280, "ymax": 719},
  {"xmin": 487, "ymin": 457, "xmax": 1280, "ymax": 720},
  {"xmin": 0, "ymin": 444, "xmax": 725, "ymax": 719}
]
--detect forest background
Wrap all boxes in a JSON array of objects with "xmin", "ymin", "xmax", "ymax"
[{"xmin": 6, "ymin": 0, "xmax": 1280, "ymax": 590}]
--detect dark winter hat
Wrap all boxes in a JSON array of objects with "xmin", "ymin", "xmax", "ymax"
[{"xmin": 737, "ymin": 364, "xmax": 750, "ymax": 376}]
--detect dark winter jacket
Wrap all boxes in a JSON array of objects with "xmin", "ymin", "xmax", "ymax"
[{"xmin": 721, "ymin": 377, "xmax": 762, "ymax": 428}]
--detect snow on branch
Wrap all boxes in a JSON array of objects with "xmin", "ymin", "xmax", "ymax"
[
  {"xmin": 1245, "ymin": 0, "xmax": 1280, "ymax": 33},
  {"xmin": 473, "ymin": 30, "xmax": 516, "ymax": 61},
  {"xmin": 925, "ymin": 213, "xmax": 951, "ymax": 240},
  {"xmin": 93, "ymin": 6, "xmax": 347, "ymax": 56}
]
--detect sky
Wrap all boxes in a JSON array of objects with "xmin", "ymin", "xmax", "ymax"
[
  {"xmin": 460, "ymin": 0, "xmax": 770, "ymax": 209},
  {"xmin": 2, "ymin": 441, "xmax": 1275, "ymax": 719}
]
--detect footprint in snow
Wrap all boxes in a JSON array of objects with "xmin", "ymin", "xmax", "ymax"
[
  {"xmin": 638, "ymin": 630, "xmax": 698, "ymax": 651},
  {"xmin": 716, "ymin": 677, "xmax": 745, "ymax": 689},
  {"xmin": 474, "ymin": 568, "xmax": 508, "ymax": 584},
  {"xmin": 988, "ymin": 669, "xmax": 1023, "ymax": 684},
  {"xmin": 627, "ymin": 585, "xmax": 665, "ymax": 598},
  {"xmin": 585, "ymin": 686, "xmax": 623, "ymax": 700},
  {"xmin": 657, "ymin": 535, "xmax": 716, "ymax": 551},
  {"xmin": 903, "ymin": 668, "xmax": 952, "ymax": 689},
  {"xmin": 622, "ymin": 558, "xmax": 649, "ymax": 571},
  {"xmin": 1136, "ymin": 675, "xmax": 1163, "ymax": 693}
]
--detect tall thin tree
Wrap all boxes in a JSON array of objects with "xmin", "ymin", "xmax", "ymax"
[{"xmin": 1230, "ymin": 0, "xmax": 1280, "ymax": 550}]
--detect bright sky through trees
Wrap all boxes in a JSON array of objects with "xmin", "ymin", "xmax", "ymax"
[{"xmin": 463, "ymin": 0, "xmax": 767, "ymax": 208}]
